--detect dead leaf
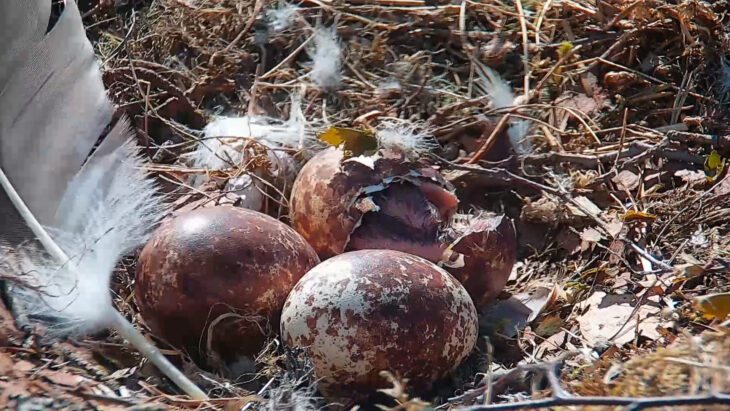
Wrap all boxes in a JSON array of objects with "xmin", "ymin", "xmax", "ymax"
[
  {"xmin": 581, "ymin": 227, "xmax": 603, "ymax": 243},
  {"xmin": 675, "ymin": 169, "xmax": 705, "ymax": 186},
  {"xmin": 621, "ymin": 210, "xmax": 658, "ymax": 223},
  {"xmin": 555, "ymin": 91, "xmax": 608, "ymax": 119},
  {"xmin": 608, "ymin": 240, "xmax": 625, "ymax": 265},
  {"xmin": 580, "ymin": 227, "xmax": 603, "ymax": 251},
  {"xmin": 693, "ymin": 292, "xmax": 730, "ymax": 320},
  {"xmin": 605, "ymin": 219, "xmax": 623, "ymax": 238},
  {"xmin": 578, "ymin": 292, "xmax": 663, "ymax": 346},
  {"xmin": 603, "ymin": 71, "xmax": 638, "ymax": 89},
  {"xmin": 318, "ymin": 126, "xmax": 378, "ymax": 158},
  {"xmin": 557, "ymin": 227, "xmax": 581, "ymax": 255},
  {"xmin": 43, "ymin": 371, "xmax": 87, "ymax": 387},
  {"xmin": 567, "ymin": 196, "xmax": 602, "ymax": 218},
  {"xmin": 612, "ymin": 170, "xmax": 640, "ymax": 191},
  {"xmin": 535, "ymin": 315, "xmax": 563, "ymax": 337},
  {"xmin": 674, "ymin": 263, "xmax": 704, "ymax": 279}
]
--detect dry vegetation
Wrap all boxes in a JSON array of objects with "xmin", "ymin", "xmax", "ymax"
[{"xmin": 2, "ymin": 0, "xmax": 730, "ymax": 409}]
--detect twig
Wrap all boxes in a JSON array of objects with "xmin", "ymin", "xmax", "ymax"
[
  {"xmin": 466, "ymin": 114, "xmax": 512, "ymax": 164},
  {"xmin": 514, "ymin": 0, "xmax": 530, "ymax": 103},
  {"xmin": 431, "ymin": 154, "xmax": 561, "ymax": 195},
  {"xmin": 464, "ymin": 392, "xmax": 730, "ymax": 410}
]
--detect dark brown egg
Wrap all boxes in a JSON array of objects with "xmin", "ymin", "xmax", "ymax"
[
  {"xmin": 135, "ymin": 206, "xmax": 319, "ymax": 362},
  {"xmin": 280, "ymin": 249, "xmax": 478, "ymax": 397}
]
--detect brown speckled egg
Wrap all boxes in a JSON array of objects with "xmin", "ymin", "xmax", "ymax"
[
  {"xmin": 135, "ymin": 206, "xmax": 319, "ymax": 362},
  {"xmin": 280, "ymin": 249, "xmax": 478, "ymax": 396},
  {"xmin": 289, "ymin": 146, "xmax": 458, "ymax": 260}
]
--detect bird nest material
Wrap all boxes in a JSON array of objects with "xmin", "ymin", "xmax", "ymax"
[{"xmin": 2, "ymin": 0, "xmax": 730, "ymax": 409}]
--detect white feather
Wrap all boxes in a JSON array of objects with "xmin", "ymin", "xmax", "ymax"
[
  {"xmin": 4, "ymin": 139, "xmax": 166, "ymax": 336},
  {"xmin": 474, "ymin": 65, "xmax": 515, "ymax": 110},
  {"xmin": 507, "ymin": 120, "xmax": 532, "ymax": 155},
  {"xmin": 375, "ymin": 119, "xmax": 439, "ymax": 155},
  {"xmin": 266, "ymin": 2, "xmax": 298, "ymax": 32},
  {"xmin": 307, "ymin": 26, "xmax": 341, "ymax": 90},
  {"xmin": 474, "ymin": 62, "xmax": 533, "ymax": 155},
  {"xmin": 191, "ymin": 95, "xmax": 313, "ymax": 180}
]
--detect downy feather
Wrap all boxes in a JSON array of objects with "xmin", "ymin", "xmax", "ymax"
[
  {"xmin": 191, "ymin": 94, "xmax": 312, "ymax": 175},
  {"xmin": 375, "ymin": 118, "xmax": 439, "ymax": 156},
  {"xmin": 473, "ymin": 61, "xmax": 533, "ymax": 155},
  {"xmin": 307, "ymin": 26, "xmax": 342, "ymax": 90},
  {"xmin": 7, "ymin": 123, "xmax": 166, "ymax": 336},
  {"xmin": 266, "ymin": 1, "xmax": 299, "ymax": 32}
]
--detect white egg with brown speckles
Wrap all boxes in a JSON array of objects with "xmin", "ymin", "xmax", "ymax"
[{"xmin": 280, "ymin": 249, "xmax": 478, "ymax": 397}]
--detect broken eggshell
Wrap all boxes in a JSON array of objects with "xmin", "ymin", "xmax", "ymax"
[
  {"xmin": 280, "ymin": 249, "xmax": 478, "ymax": 397},
  {"xmin": 135, "ymin": 206, "xmax": 319, "ymax": 363},
  {"xmin": 289, "ymin": 146, "xmax": 458, "ymax": 259},
  {"xmin": 289, "ymin": 146, "xmax": 516, "ymax": 308},
  {"xmin": 443, "ymin": 214, "xmax": 517, "ymax": 308}
]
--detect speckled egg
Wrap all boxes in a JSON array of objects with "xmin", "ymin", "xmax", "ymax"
[
  {"xmin": 135, "ymin": 206, "xmax": 319, "ymax": 362},
  {"xmin": 280, "ymin": 249, "xmax": 478, "ymax": 396}
]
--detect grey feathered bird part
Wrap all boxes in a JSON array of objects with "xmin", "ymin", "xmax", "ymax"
[{"xmin": 0, "ymin": 0, "xmax": 207, "ymax": 400}]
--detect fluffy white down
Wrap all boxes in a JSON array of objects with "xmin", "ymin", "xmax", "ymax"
[
  {"xmin": 375, "ymin": 118, "xmax": 438, "ymax": 155},
  {"xmin": 307, "ymin": 26, "xmax": 341, "ymax": 90},
  {"xmin": 6, "ymin": 139, "xmax": 166, "ymax": 336},
  {"xmin": 266, "ymin": 2, "xmax": 298, "ymax": 32},
  {"xmin": 191, "ymin": 94, "xmax": 311, "ymax": 174}
]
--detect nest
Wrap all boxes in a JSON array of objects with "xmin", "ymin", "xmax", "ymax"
[{"xmin": 2, "ymin": 0, "xmax": 730, "ymax": 409}]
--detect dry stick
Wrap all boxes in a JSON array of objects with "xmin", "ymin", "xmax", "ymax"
[
  {"xmin": 514, "ymin": 0, "xmax": 530, "ymax": 103},
  {"xmin": 260, "ymin": 34, "xmax": 315, "ymax": 80},
  {"xmin": 454, "ymin": 350, "xmax": 730, "ymax": 410},
  {"xmin": 466, "ymin": 114, "xmax": 512, "ymax": 164},
  {"xmin": 207, "ymin": 0, "xmax": 264, "ymax": 66},
  {"xmin": 448, "ymin": 351, "xmax": 580, "ymax": 406},
  {"xmin": 431, "ymin": 154, "xmax": 561, "ymax": 195},
  {"xmin": 671, "ymin": 69, "xmax": 693, "ymax": 125},
  {"xmin": 532, "ymin": 45, "xmax": 582, "ymax": 96},
  {"xmin": 604, "ymin": 0, "xmax": 642, "ymax": 30},
  {"xmin": 465, "ymin": 393, "xmax": 730, "ymax": 410},
  {"xmin": 594, "ymin": 58, "xmax": 715, "ymax": 103},
  {"xmin": 534, "ymin": 0, "xmax": 555, "ymax": 44},
  {"xmin": 651, "ymin": 172, "xmax": 730, "ymax": 249},
  {"xmin": 612, "ymin": 107, "xmax": 629, "ymax": 169}
]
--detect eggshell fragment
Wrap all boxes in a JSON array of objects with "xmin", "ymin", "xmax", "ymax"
[
  {"xmin": 280, "ymin": 249, "xmax": 478, "ymax": 396},
  {"xmin": 135, "ymin": 206, "xmax": 319, "ymax": 361},
  {"xmin": 444, "ymin": 214, "xmax": 517, "ymax": 308}
]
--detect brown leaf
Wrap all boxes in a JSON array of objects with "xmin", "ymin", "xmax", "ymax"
[
  {"xmin": 578, "ymin": 292, "xmax": 663, "ymax": 346},
  {"xmin": 612, "ymin": 170, "xmax": 640, "ymax": 191},
  {"xmin": 580, "ymin": 227, "xmax": 603, "ymax": 251},
  {"xmin": 43, "ymin": 371, "xmax": 87, "ymax": 387}
]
